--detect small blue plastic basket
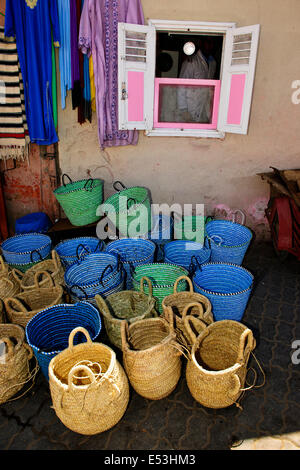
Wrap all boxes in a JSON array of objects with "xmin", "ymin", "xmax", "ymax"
[
  {"xmin": 15, "ymin": 212, "xmax": 52, "ymax": 234},
  {"xmin": 64, "ymin": 252, "xmax": 123, "ymax": 301},
  {"xmin": 192, "ymin": 262, "xmax": 254, "ymax": 322},
  {"xmin": 164, "ymin": 240, "xmax": 211, "ymax": 273},
  {"xmin": 55, "ymin": 236, "xmax": 105, "ymax": 268},
  {"xmin": 25, "ymin": 301, "xmax": 102, "ymax": 379},
  {"xmin": 1, "ymin": 233, "xmax": 52, "ymax": 266},
  {"xmin": 105, "ymin": 238, "xmax": 156, "ymax": 289},
  {"xmin": 205, "ymin": 220, "xmax": 253, "ymax": 265}
]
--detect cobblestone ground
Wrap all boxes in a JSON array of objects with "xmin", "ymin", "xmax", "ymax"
[{"xmin": 1, "ymin": 241, "xmax": 300, "ymax": 451}]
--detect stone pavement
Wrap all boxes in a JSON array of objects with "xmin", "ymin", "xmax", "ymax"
[{"xmin": 1, "ymin": 241, "xmax": 300, "ymax": 451}]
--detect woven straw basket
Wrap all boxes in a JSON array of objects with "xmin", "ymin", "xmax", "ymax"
[
  {"xmin": 162, "ymin": 276, "xmax": 213, "ymax": 348},
  {"xmin": 12, "ymin": 250, "xmax": 65, "ymax": 290},
  {"xmin": 49, "ymin": 327, "xmax": 129, "ymax": 435},
  {"xmin": 186, "ymin": 320, "xmax": 256, "ymax": 409},
  {"xmin": 0, "ymin": 255, "xmax": 10, "ymax": 279},
  {"xmin": 0, "ymin": 324, "xmax": 36, "ymax": 404},
  {"xmin": 121, "ymin": 311, "xmax": 182, "ymax": 400},
  {"xmin": 0, "ymin": 300, "xmax": 4, "ymax": 323},
  {"xmin": 95, "ymin": 276, "xmax": 158, "ymax": 350},
  {"xmin": 4, "ymin": 271, "xmax": 64, "ymax": 328},
  {"xmin": 0, "ymin": 271, "xmax": 21, "ymax": 300}
]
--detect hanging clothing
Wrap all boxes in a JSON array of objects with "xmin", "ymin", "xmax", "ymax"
[
  {"xmin": 177, "ymin": 49, "xmax": 217, "ymax": 123},
  {"xmin": 79, "ymin": 0, "xmax": 144, "ymax": 149},
  {"xmin": 70, "ymin": 0, "xmax": 81, "ymax": 110},
  {"xmin": 52, "ymin": 38, "xmax": 58, "ymax": 129},
  {"xmin": 89, "ymin": 56, "xmax": 96, "ymax": 112},
  {"xmin": 4, "ymin": 0, "xmax": 60, "ymax": 146},
  {"xmin": 0, "ymin": 26, "xmax": 29, "ymax": 161},
  {"xmin": 75, "ymin": 0, "xmax": 92, "ymax": 124},
  {"xmin": 57, "ymin": 0, "xmax": 72, "ymax": 110}
]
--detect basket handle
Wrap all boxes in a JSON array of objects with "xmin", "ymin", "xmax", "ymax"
[
  {"xmin": 4, "ymin": 297, "xmax": 29, "ymax": 313},
  {"xmin": 0, "ymin": 336, "xmax": 15, "ymax": 359},
  {"xmin": 99, "ymin": 264, "xmax": 113, "ymax": 287},
  {"xmin": 68, "ymin": 364, "xmax": 96, "ymax": 391},
  {"xmin": 237, "ymin": 328, "xmax": 255, "ymax": 364},
  {"xmin": 228, "ymin": 374, "xmax": 241, "ymax": 398},
  {"xmin": 23, "ymin": 343, "xmax": 33, "ymax": 360},
  {"xmin": 62, "ymin": 174, "xmax": 73, "ymax": 186},
  {"xmin": 94, "ymin": 240, "xmax": 103, "ymax": 253},
  {"xmin": 163, "ymin": 306, "xmax": 175, "ymax": 334},
  {"xmin": 0, "ymin": 277, "xmax": 15, "ymax": 290},
  {"xmin": 94, "ymin": 294, "xmax": 111, "ymax": 319},
  {"xmin": 181, "ymin": 302, "xmax": 208, "ymax": 344},
  {"xmin": 139, "ymin": 276, "xmax": 153, "ymax": 298},
  {"xmin": 127, "ymin": 197, "xmax": 137, "ymax": 210},
  {"xmin": 174, "ymin": 275, "xmax": 193, "ymax": 294},
  {"xmin": 68, "ymin": 326, "xmax": 93, "ymax": 350},
  {"xmin": 232, "ymin": 209, "xmax": 246, "ymax": 225},
  {"xmin": 209, "ymin": 235, "xmax": 223, "ymax": 246},
  {"xmin": 69, "ymin": 284, "xmax": 89, "ymax": 300},
  {"xmin": 184, "ymin": 315, "xmax": 209, "ymax": 345},
  {"xmin": 120, "ymin": 320, "xmax": 130, "ymax": 351},
  {"xmin": 51, "ymin": 250, "xmax": 61, "ymax": 270},
  {"xmin": 34, "ymin": 270, "xmax": 55, "ymax": 288},
  {"xmin": 76, "ymin": 244, "xmax": 91, "ymax": 259},
  {"xmin": 83, "ymin": 178, "xmax": 95, "ymax": 192},
  {"xmin": 30, "ymin": 249, "xmax": 43, "ymax": 263},
  {"xmin": 113, "ymin": 180, "xmax": 127, "ymax": 192},
  {"xmin": 11, "ymin": 268, "xmax": 24, "ymax": 284},
  {"xmin": 188, "ymin": 256, "xmax": 203, "ymax": 276},
  {"xmin": 0, "ymin": 255, "xmax": 7, "ymax": 273}
]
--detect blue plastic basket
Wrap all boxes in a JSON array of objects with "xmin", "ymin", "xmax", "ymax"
[
  {"xmin": 25, "ymin": 301, "xmax": 101, "ymax": 379},
  {"xmin": 105, "ymin": 238, "xmax": 156, "ymax": 289},
  {"xmin": 146, "ymin": 214, "xmax": 174, "ymax": 261},
  {"xmin": 192, "ymin": 262, "xmax": 254, "ymax": 322},
  {"xmin": 164, "ymin": 240, "xmax": 211, "ymax": 273},
  {"xmin": 1, "ymin": 233, "xmax": 52, "ymax": 267},
  {"xmin": 55, "ymin": 237, "xmax": 105, "ymax": 268},
  {"xmin": 69, "ymin": 271, "xmax": 125, "ymax": 306},
  {"xmin": 15, "ymin": 212, "xmax": 52, "ymax": 234},
  {"xmin": 64, "ymin": 252, "xmax": 123, "ymax": 301},
  {"xmin": 205, "ymin": 220, "xmax": 253, "ymax": 265}
]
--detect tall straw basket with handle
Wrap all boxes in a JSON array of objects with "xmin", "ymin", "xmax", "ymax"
[{"xmin": 49, "ymin": 327, "xmax": 129, "ymax": 435}]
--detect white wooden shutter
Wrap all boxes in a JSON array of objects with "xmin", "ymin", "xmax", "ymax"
[
  {"xmin": 118, "ymin": 22, "xmax": 156, "ymax": 131},
  {"xmin": 218, "ymin": 24, "xmax": 260, "ymax": 134}
]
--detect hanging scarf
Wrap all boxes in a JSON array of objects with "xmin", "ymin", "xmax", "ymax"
[{"xmin": 0, "ymin": 27, "xmax": 29, "ymax": 161}]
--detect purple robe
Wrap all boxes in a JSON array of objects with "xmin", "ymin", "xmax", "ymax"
[{"xmin": 79, "ymin": 0, "xmax": 144, "ymax": 149}]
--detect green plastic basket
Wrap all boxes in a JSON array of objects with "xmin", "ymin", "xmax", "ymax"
[
  {"xmin": 53, "ymin": 174, "xmax": 104, "ymax": 226},
  {"xmin": 99, "ymin": 181, "xmax": 152, "ymax": 237},
  {"xmin": 174, "ymin": 215, "xmax": 212, "ymax": 244},
  {"xmin": 131, "ymin": 263, "xmax": 189, "ymax": 314}
]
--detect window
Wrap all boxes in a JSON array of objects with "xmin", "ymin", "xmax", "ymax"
[{"xmin": 118, "ymin": 20, "xmax": 260, "ymax": 138}]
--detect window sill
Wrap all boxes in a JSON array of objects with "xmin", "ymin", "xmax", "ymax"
[{"xmin": 144, "ymin": 128, "xmax": 225, "ymax": 139}]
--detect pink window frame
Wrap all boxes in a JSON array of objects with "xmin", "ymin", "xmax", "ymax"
[{"xmin": 154, "ymin": 78, "xmax": 221, "ymax": 129}]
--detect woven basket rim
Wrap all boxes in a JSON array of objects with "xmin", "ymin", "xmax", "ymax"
[
  {"xmin": 48, "ymin": 340, "xmax": 116, "ymax": 391},
  {"xmin": 55, "ymin": 237, "xmax": 104, "ymax": 259},
  {"xmin": 125, "ymin": 317, "xmax": 176, "ymax": 354},
  {"xmin": 106, "ymin": 238, "xmax": 156, "ymax": 264},
  {"xmin": 193, "ymin": 262, "xmax": 254, "ymax": 297},
  {"xmin": 206, "ymin": 222, "xmax": 253, "ymax": 248},
  {"xmin": 190, "ymin": 319, "xmax": 251, "ymax": 375},
  {"xmin": 102, "ymin": 185, "xmax": 150, "ymax": 215},
  {"xmin": 53, "ymin": 178, "xmax": 104, "ymax": 196},
  {"xmin": 1, "ymin": 233, "xmax": 51, "ymax": 256},
  {"xmin": 64, "ymin": 253, "xmax": 122, "ymax": 290},
  {"xmin": 132, "ymin": 263, "xmax": 188, "ymax": 288},
  {"xmin": 25, "ymin": 301, "xmax": 101, "ymax": 355}
]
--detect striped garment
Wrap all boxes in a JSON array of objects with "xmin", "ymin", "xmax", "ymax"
[{"xmin": 0, "ymin": 26, "xmax": 29, "ymax": 161}]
